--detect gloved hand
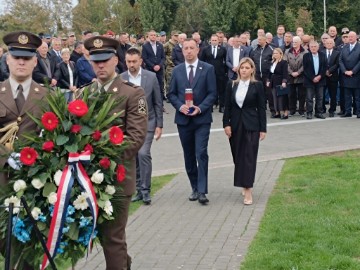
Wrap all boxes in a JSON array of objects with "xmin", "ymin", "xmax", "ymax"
[{"xmin": 7, "ymin": 153, "xmax": 21, "ymax": 170}]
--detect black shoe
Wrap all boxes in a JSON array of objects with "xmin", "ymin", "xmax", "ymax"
[
  {"xmin": 329, "ymin": 112, "xmax": 334, "ymax": 117},
  {"xmin": 306, "ymin": 113, "xmax": 312, "ymax": 119},
  {"xmin": 271, "ymin": 114, "xmax": 280, "ymax": 118},
  {"xmin": 300, "ymin": 112, "xmax": 305, "ymax": 117},
  {"xmin": 219, "ymin": 106, "xmax": 225, "ymax": 113},
  {"xmin": 315, "ymin": 113, "xmax": 326, "ymax": 119},
  {"xmin": 198, "ymin": 193, "xmax": 209, "ymax": 204},
  {"xmin": 142, "ymin": 193, "xmax": 151, "ymax": 205},
  {"xmin": 337, "ymin": 111, "xmax": 345, "ymax": 115},
  {"xmin": 357, "ymin": 114, "xmax": 360, "ymax": 118},
  {"xmin": 189, "ymin": 191, "xmax": 199, "ymax": 201},
  {"xmin": 341, "ymin": 113, "xmax": 352, "ymax": 118},
  {"xmin": 290, "ymin": 111, "xmax": 296, "ymax": 116},
  {"xmin": 281, "ymin": 115, "xmax": 288, "ymax": 120},
  {"xmin": 131, "ymin": 192, "xmax": 143, "ymax": 202}
]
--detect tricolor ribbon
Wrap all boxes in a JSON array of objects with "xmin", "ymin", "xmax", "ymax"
[{"xmin": 41, "ymin": 151, "xmax": 98, "ymax": 270}]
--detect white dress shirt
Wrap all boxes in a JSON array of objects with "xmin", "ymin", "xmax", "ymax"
[
  {"xmin": 185, "ymin": 59, "xmax": 199, "ymax": 80},
  {"xmin": 9, "ymin": 76, "xmax": 32, "ymax": 99},
  {"xmin": 235, "ymin": 80, "xmax": 250, "ymax": 108},
  {"xmin": 128, "ymin": 68, "xmax": 142, "ymax": 87},
  {"xmin": 67, "ymin": 63, "xmax": 74, "ymax": 88},
  {"xmin": 233, "ymin": 47, "xmax": 240, "ymax": 68}
]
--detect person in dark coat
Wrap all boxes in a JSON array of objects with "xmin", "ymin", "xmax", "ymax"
[
  {"xmin": 75, "ymin": 46, "xmax": 96, "ymax": 87},
  {"xmin": 223, "ymin": 57, "xmax": 267, "ymax": 205},
  {"xmin": 267, "ymin": 48, "xmax": 289, "ymax": 119}
]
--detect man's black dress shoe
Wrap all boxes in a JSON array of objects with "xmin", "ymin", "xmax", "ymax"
[
  {"xmin": 131, "ymin": 192, "xmax": 143, "ymax": 202},
  {"xmin": 142, "ymin": 193, "xmax": 151, "ymax": 205},
  {"xmin": 271, "ymin": 114, "xmax": 280, "ymax": 118},
  {"xmin": 315, "ymin": 113, "xmax": 326, "ymax": 119},
  {"xmin": 357, "ymin": 114, "xmax": 360, "ymax": 118},
  {"xmin": 198, "ymin": 193, "xmax": 209, "ymax": 204},
  {"xmin": 219, "ymin": 106, "xmax": 225, "ymax": 113},
  {"xmin": 306, "ymin": 113, "xmax": 312, "ymax": 119},
  {"xmin": 329, "ymin": 112, "xmax": 334, "ymax": 117},
  {"xmin": 189, "ymin": 191, "xmax": 199, "ymax": 201},
  {"xmin": 341, "ymin": 113, "xmax": 352, "ymax": 117},
  {"xmin": 337, "ymin": 111, "xmax": 344, "ymax": 115}
]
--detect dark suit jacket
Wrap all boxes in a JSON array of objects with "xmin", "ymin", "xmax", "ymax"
[
  {"xmin": 272, "ymin": 36, "xmax": 284, "ymax": 48},
  {"xmin": 49, "ymin": 49, "xmax": 62, "ymax": 64},
  {"xmin": 33, "ymin": 53, "xmax": 59, "ymax": 85},
  {"xmin": 55, "ymin": 61, "xmax": 78, "ymax": 89},
  {"xmin": 226, "ymin": 46, "xmax": 250, "ymax": 79},
  {"xmin": 200, "ymin": 45, "xmax": 227, "ymax": 77},
  {"xmin": 268, "ymin": 60, "xmax": 288, "ymax": 88},
  {"xmin": 120, "ymin": 69, "xmax": 163, "ymax": 131},
  {"xmin": 171, "ymin": 44, "xmax": 184, "ymax": 66},
  {"xmin": 223, "ymin": 81, "xmax": 266, "ymax": 133},
  {"xmin": 142, "ymin": 42, "xmax": 165, "ymax": 72},
  {"xmin": 303, "ymin": 51, "xmax": 327, "ymax": 87},
  {"xmin": 116, "ymin": 43, "xmax": 131, "ymax": 73},
  {"xmin": 339, "ymin": 43, "xmax": 360, "ymax": 88},
  {"xmin": 168, "ymin": 60, "xmax": 217, "ymax": 126},
  {"xmin": 76, "ymin": 56, "xmax": 96, "ymax": 87},
  {"xmin": 322, "ymin": 49, "xmax": 340, "ymax": 82}
]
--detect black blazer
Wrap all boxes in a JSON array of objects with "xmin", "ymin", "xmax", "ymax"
[
  {"xmin": 223, "ymin": 81, "xmax": 267, "ymax": 133},
  {"xmin": 200, "ymin": 45, "xmax": 227, "ymax": 77},
  {"xmin": 55, "ymin": 61, "xmax": 78, "ymax": 89},
  {"xmin": 322, "ymin": 49, "xmax": 340, "ymax": 82},
  {"xmin": 49, "ymin": 49, "xmax": 62, "ymax": 64},
  {"xmin": 171, "ymin": 44, "xmax": 184, "ymax": 66},
  {"xmin": 339, "ymin": 43, "xmax": 360, "ymax": 88},
  {"xmin": 303, "ymin": 51, "xmax": 327, "ymax": 87},
  {"xmin": 268, "ymin": 60, "xmax": 288, "ymax": 88},
  {"xmin": 141, "ymin": 42, "xmax": 165, "ymax": 72},
  {"xmin": 33, "ymin": 53, "xmax": 59, "ymax": 85}
]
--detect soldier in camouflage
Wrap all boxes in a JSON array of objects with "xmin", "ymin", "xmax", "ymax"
[{"xmin": 163, "ymin": 30, "xmax": 179, "ymax": 100}]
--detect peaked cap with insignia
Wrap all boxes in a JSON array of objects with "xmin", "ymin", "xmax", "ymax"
[
  {"xmin": 84, "ymin": 36, "xmax": 119, "ymax": 61},
  {"xmin": 3, "ymin": 31, "xmax": 42, "ymax": 57}
]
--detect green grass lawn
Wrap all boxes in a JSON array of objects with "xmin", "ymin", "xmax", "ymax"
[{"xmin": 241, "ymin": 150, "xmax": 360, "ymax": 270}]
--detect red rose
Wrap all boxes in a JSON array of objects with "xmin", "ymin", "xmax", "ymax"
[
  {"xmin": 68, "ymin": 100, "xmax": 89, "ymax": 117},
  {"xmin": 92, "ymin": 130, "xmax": 102, "ymax": 141},
  {"xmin": 41, "ymin": 112, "xmax": 59, "ymax": 131},
  {"xmin": 99, "ymin": 158, "xmax": 111, "ymax": 169},
  {"xmin": 109, "ymin": 126, "xmax": 124, "ymax": 145},
  {"xmin": 116, "ymin": 165, "xmax": 126, "ymax": 182},
  {"xmin": 42, "ymin": 141, "xmax": 55, "ymax": 152},
  {"xmin": 84, "ymin": 144, "xmax": 93, "ymax": 153},
  {"xmin": 20, "ymin": 147, "xmax": 38, "ymax": 166},
  {"xmin": 70, "ymin": 124, "xmax": 82, "ymax": 133}
]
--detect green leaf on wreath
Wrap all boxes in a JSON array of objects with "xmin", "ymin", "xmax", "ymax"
[
  {"xmin": 62, "ymin": 119, "xmax": 72, "ymax": 132},
  {"xmin": 56, "ymin": 135, "xmax": 70, "ymax": 145},
  {"xmin": 42, "ymin": 182, "xmax": 57, "ymax": 197},
  {"xmin": 38, "ymin": 172, "xmax": 50, "ymax": 182},
  {"xmin": 110, "ymin": 160, "xmax": 117, "ymax": 172},
  {"xmin": 97, "ymin": 215, "xmax": 104, "ymax": 224},
  {"xmin": 97, "ymin": 199, "xmax": 105, "ymax": 208},
  {"xmin": 100, "ymin": 192, "xmax": 111, "ymax": 201},
  {"xmin": 67, "ymin": 222, "xmax": 80, "ymax": 240},
  {"xmin": 37, "ymin": 222, "xmax": 46, "ymax": 232},
  {"xmin": 65, "ymin": 144, "xmax": 79, "ymax": 153},
  {"xmin": 80, "ymin": 125, "xmax": 93, "ymax": 136},
  {"xmin": 28, "ymin": 166, "xmax": 41, "ymax": 177}
]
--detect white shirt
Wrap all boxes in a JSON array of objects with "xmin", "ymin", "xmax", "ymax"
[
  {"xmin": 185, "ymin": 59, "xmax": 199, "ymax": 80},
  {"xmin": 270, "ymin": 61, "xmax": 277, "ymax": 73},
  {"xmin": 67, "ymin": 63, "xmax": 74, "ymax": 88},
  {"xmin": 235, "ymin": 80, "xmax": 250, "ymax": 108},
  {"xmin": 128, "ymin": 68, "xmax": 142, "ymax": 87},
  {"xmin": 9, "ymin": 76, "xmax": 32, "ymax": 99},
  {"xmin": 212, "ymin": 46, "xmax": 217, "ymax": 58},
  {"xmin": 233, "ymin": 47, "xmax": 240, "ymax": 68}
]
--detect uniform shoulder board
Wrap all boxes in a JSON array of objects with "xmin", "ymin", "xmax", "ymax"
[{"xmin": 123, "ymin": 80, "xmax": 139, "ymax": 88}]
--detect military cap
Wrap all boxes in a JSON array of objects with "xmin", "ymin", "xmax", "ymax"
[
  {"xmin": 171, "ymin": 30, "xmax": 180, "ymax": 36},
  {"xmin": 61, "ymin": 33, "xmax": 68, "ymax": 40},
  {"xmin": 160, "ymin": 31, "xmax": 166, "ymax": 36},
  {"xmin": 3, "ymin": 31, "xmax": 42, "ymax": 57},
  {"xmin": 44, "ymin": 33, "xmax": 52, "ymax": 39},
  {"xmin": 84, "ymin": 36, "xmax": 119, "ymax": 61},
  {"xmin": 68, "ymin": 32, "xmax": 75, "ymax": 37}
]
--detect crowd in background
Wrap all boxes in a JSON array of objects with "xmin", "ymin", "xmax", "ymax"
[{"xmin": 0, "ymin": 24, "xmax": 358, "ymax": 118}]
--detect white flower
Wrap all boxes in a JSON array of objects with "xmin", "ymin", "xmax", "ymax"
[
  {"xmin": 91, "ymin": 170, "xmax": 104, "ymax": 184},
  {"xmin": 47, "ymin": 192, "xmax": 57, "ymax": 205},
  {"xmin": 103, "ymin": 200, "xmax": 113, "ymax": 216},
  {"xmin": 54, "ymin": 170, "xmax": 63, "ymax": 186},
  {"xmin": 31, "ymin": 207, "xmax": 42, "ymax": 220},
  {"xmin": 13, "ymin": 180, "xmax": 27, "ymax": 192},
  {"xmin": 74, "ymin": 192, "xmax": 89, "ymax": 210},
  {"xmin": 4, "ymin": 196, "xmax": 21, "ymax": 214},
  {"xmin": 31, "ymin": 178, "xmax": 45, "ymax": 190},
  {"xmin": 105, "ymin": 185, "xmax": 116, "ymax": 195}
]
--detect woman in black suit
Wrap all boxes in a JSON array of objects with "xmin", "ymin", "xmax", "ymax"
[
  {"xmin": 223, "ymin": 57, "xmax": 267, "ymax": 205},
  {"xmin": 267, "ymin": 48, "xmax": 289, "ymax": 119},
  {"xmin": 56, "ymin": 48, "xmax": 78, "ymax": 102}
]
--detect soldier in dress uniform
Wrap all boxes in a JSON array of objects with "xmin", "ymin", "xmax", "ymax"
[
  {"xmin": 84, "ymin": 36, "xmax": 148, "ymax": 270},
  {"xmin": 0, "ymin": 31, "xmax": 46, "ymax": 269}
]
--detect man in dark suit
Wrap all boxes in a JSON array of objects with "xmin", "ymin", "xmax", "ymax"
[
  {"xmin": 84, "ymin": 36, "xmax": 148, "ymax": 270},
  {"xmin": 322, "ymin": 38, "xmax": 340, "ymax": 117},
  {"xmin": 200, "ymin": 34, "xmax": 227, "ymax": 112},
  {"xmin": 172, "ymin": 33, "xmax": 186, "ymax": 66},
  {"xmin": 168, "ymin": 38, "xmax": 217, "ymax": 204},
  {"xmin": 272, "ymin": 25, "xmax": 285, "ymax": 48},
  {"xmin": 121, "ymin": 47, "xmax": 163, "ymax": 205},
  {"xmin": 226, "ymin": 35, "xmax": 250, "ymax": 80},
  {"xmin": 48, "ymin": 38, "xmax": 62, "ymax": 64},
  {"xmin": 116, "ymin": 32, "xmax": 131, "ymax": 73},
  {"xmin": 339, "ymin": 31, "xmax": 360, "ymax": 118},
  {"xmin": 303, "ymin": 41, "xmax": 327, "ymax": 119},
  {"xmin": 33, "ymin": 41, "xmax": 58, "ymax": 87},
  {"xmin": 142, "ymin": 30, "xmax": 166, "ymax": 100}
]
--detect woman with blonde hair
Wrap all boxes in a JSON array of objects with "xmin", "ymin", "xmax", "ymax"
[
  {"xmin": 267, "ymin": 47, "xmax": 289, "ymax": 119},
  {"xmin": 223, "ymin": 57, "xmax": 267, "ymax": 205}
]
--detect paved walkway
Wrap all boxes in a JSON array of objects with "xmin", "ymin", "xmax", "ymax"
[{"xmin": 74, "ymin": 104, "xmax": 360, "ymax": 270}]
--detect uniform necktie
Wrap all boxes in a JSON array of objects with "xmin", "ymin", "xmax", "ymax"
[
  {"xmin": 189, "ymin": 65, "xmax": 194, "ymax": 84},
  {"xmin": 15, "ymin": 84, "xmax": 25, "ymax": 112},
  {"xmin": 99, "ymin": 85, "xmax": 105, "ymax": 93}
]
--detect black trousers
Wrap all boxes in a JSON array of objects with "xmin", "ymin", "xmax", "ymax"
[
  {"xmin": 323, "ymin": 79, "xmax": 338, "ymax": 113},
  {"xmin": 306, "ymin": 85, "xmax": 324, "ymax": 114},
  {"xmin": 289, "ymin": 83, "xmax": 306, "ymax": 114},
  {"xmin": 256, "ymin": 74, "xmax": 274, "ymax": 113},
  {"xmin": 216, "ymin": 76, "xmax": 227, "ymax": 107}
]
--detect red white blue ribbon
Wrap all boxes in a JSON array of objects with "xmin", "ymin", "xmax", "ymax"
[{"xmin": 41, "ymin": 151, "xmax": 98, "ymax": 270}]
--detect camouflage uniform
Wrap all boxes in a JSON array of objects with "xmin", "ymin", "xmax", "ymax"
[{"xmin": 163, "ymin": 39, "xmax": 177, "ymax": 97}]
